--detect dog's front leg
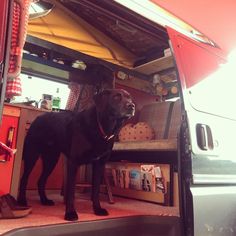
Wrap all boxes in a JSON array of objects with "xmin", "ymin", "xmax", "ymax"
[
  {"xmin": 64, "ymin": 158, "xmax": 78, "ymax": 221},
  {"xmin": 92, "ymin": 160, "xmax": 109, "ymax": 216}
]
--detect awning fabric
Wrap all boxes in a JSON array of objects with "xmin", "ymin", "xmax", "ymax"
[{"xmin": 27, "ymin": 2, "xmax": 136, "ymax": 67}]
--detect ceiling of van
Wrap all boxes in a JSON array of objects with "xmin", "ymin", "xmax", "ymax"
[
  {"xmin": 59, "ymin": 0, "xmax": 169, "ymax": 63},
  {"xmin": 27, "ymin": 0, "xmax": 170, "ymax": 69}
]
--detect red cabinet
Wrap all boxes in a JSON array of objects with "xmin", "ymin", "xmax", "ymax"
[
  {"xmin": 0, "ymin": 104, "xmax": 64, "ymax": 197},
  {"xmin": 0, "ymin": 105, "xmax": 20, "ymax": 195}
]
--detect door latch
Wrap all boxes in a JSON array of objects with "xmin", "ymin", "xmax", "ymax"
[{"xmin": 196, "ymin": 124, "xmax": 214, "ymax": 151}]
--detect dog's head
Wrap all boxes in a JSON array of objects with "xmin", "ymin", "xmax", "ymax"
[{"xmin": 94, "ymin": 89, "xmax": 135, "ymax": 120}]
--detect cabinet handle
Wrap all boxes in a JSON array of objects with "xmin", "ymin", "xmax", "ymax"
[
  {"xmin": 0, "ymin": 126, "xmax": 16, "ymax": 162},
  {"xmin": 6, "ymin": 127, "xmax": 15, "ymax": 161}
]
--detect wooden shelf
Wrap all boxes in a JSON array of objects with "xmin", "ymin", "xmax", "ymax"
[
  {"xmin": 111, "ymin": 187, "xmax": 165, "ymax": 204},
  {"xmin": 113, "ymin": 139, "xmax": 177, "ymax": 152},
  {"xmin": 134, "ymin": 55, "xmax": 174, "ymax": 74}
]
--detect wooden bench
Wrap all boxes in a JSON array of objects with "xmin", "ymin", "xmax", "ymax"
[
  {"xmin": 111, "ymin": 99, "xmax": 181, "ymax": 206},
  {"xmin": 113, "ymin": 99, "xmax": 181, "ymax": 152}
]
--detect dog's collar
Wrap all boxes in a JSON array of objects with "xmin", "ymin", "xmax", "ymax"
[
  {"xmin": 98, "ymin": 121, "xmax": 115, "ymax": 141},
  {"xmin": 96, "ymin": 113, "xmax": 115, "ymax": 141}
]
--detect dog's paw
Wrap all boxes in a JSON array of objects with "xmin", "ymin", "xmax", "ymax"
[
  {"xmin": 64, "ymin": 211, "xmax": 78, "ymax": 221},
  {"xmin": 41, "ymin": 198, "xmax": 55, "ymax": 206},
  {"xmin": 94, "ymin": 207, "xmax": 109, "ymax": 216}
]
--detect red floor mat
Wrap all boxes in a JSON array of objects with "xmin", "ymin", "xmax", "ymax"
[{"xmin": 0, "ymin": 191, "xmax": 179, "ymax": 235}]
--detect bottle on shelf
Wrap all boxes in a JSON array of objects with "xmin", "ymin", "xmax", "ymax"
[{"xmin": 52, "ymin": 88, "xmax": 61, "ymax": 111}]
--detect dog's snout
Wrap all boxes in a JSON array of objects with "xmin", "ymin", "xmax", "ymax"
[{"xmin": 126, "ymin": 102, "xmax": 135, "ymax": 110}]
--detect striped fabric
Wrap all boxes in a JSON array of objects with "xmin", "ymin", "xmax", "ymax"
[
  {"xmin": 5, "ymin": 0, "xmax": 31, "ymax": 99},
  {"xmin": 66, "ymin": 83, "xmax": 94, "ymax": 111},
  {"xmin": 65, "ymin": 82, "xmax": 81, "ymax": 111},
  {"xmin": 5, "ymin": 77, "xmax": 22, "ymax": 98}
]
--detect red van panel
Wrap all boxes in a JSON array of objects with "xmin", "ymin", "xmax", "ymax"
[
  {"xmin": 0, "ymin": 1, "xmax": 9, "ymax": 64},
  {"xmin": 0, "ymin": 112, "xmax": 19, "ymax": 195},
  {"xmin": 167, "ymin": 27, "xmax": 226, "ymax": 89}
]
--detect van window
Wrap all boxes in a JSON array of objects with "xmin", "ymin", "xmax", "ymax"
[{"xmin": 13, "ymin": 73, "xmax": 70, "ymax": 109}]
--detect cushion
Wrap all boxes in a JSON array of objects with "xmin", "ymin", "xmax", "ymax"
[{"xmin": 118, "ymin": 122, "xmax": 155, "ymax": 142}]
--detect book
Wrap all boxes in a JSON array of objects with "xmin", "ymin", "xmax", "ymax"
[
  {"xmin": 141, "ymin": 165, "xmax": 155, "ymax": 192},
  {"xmin": 154, "ymin": 166, "xmax": 165, "ymax": 193},
  {"xmin": 129, "ymin": 169, "xmax": 142, "ymax": 190}
]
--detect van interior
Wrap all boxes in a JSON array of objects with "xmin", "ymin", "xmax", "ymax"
[{"xmin": 0, "ymin": 0, "xmax": 191, "ymax": 235}]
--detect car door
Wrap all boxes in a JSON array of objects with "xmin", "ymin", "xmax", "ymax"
[
  {"xmin": 0, "ymin": 0, "xmax": 12, "ymax": 121},
  {"xmin": 167, "ymin": 27, "xmax": 236, "ymax": 236}
]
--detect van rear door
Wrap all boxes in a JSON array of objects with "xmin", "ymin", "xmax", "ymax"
[
  {"xmin": 167, "ymin": 27, "xmax": 236, "ymax": 236},
  {"xmin": 0, "ymin": 0, "xmax": 12, "ymax": 121}
]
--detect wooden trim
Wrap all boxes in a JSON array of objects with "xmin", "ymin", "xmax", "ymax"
[
  {"xmin": 113, "ymin": 139, "xmax": 177, "ymax": 152},
  {"xmin": 10, "ymin": 109, "xmax": 27, "ymax": 197},
  {"xmin": 3, "ymin": 105, "xmax": 21, "ymax": 117},
  {"xmin": 111, "ymin": 187, "xmax": 165, "ymax": 204},
  {"xmin": 22, "ymin": 52, "xmax": 152, "ymax": 93},
  {"xmin": 115, "ymin": 76, "xmax": 151, "ymax": 94},
  {"xmin": 10, "ymin": 108, "xmax": 45, "ymax": 197},
  {"xmin": 76, "ymin": 183, "xmax": 107, "ymax": 188},
  {"xmin": 134, "ymin": 55, "xmax": 174, "ymax": 74},
  {"xmin": 5, "ymin": 103, "xmax": 49, "ymax": 112},
  {"xmin": 22, "ymin": 55, "xmax": 70, "ymax": 83},
  {"xmin": 25, "ymin": 35, "xmax": 148, "ymax": 80},
  {"xmin": 173, "ymin": 173, "xmax": 179, "ymax": 207}
]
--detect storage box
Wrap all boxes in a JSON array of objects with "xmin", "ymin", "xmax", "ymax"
[{"xmin": 105, "ymin": 162, "xmax": 171, "ymax": 205}]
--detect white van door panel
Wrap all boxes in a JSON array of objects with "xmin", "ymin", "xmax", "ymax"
[
  {"xmin": 167, "ymin": 27, "xmax": 236, "ymax": 235},
  {"xmin": 191, "ymin": 186, "xmax": 236, "ymax": 235},
  {"xmin": 167, "ymin": 27, "xmax": 236, "ymax": 177}
]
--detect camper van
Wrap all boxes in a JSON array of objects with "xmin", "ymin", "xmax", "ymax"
[{"xmin": 1, "ymin": 1, "xmax": 236, "ymax": 236}]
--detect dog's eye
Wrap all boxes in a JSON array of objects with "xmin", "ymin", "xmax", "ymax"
[{"xmin": 113, "ymin": 94, "xmax": 122, "ymax": 102}]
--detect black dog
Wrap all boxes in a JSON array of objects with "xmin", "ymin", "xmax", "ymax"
[{"xmin": 17, "ymin": 89, "xmax": 135, "ymax": 221}]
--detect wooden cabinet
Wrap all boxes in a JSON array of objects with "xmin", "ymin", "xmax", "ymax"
[
  {"xmin": 10, "ymin": 106, "xmax": 44, "ymax": 197},
  {"xmin": 10, "ymin": 105, "xmax": 64, "ymax": 197}
]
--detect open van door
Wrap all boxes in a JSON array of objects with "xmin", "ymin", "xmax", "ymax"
[
  {"xmin": 167, "ymin": 27, "xmax": 236, "ymax": 235},
  {"xmin": 0, "ymin": 0, "xmax": 13, "ymax": 121}
]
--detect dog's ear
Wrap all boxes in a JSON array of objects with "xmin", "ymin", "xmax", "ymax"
[{"xmin": 93, "ymin": 90, "xmax": 111, "ymax": 110}]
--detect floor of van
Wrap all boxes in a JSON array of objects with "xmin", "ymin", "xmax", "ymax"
[{"xmin": 0, "ymin": 190, "xmax": 179, "ymax": 235}]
